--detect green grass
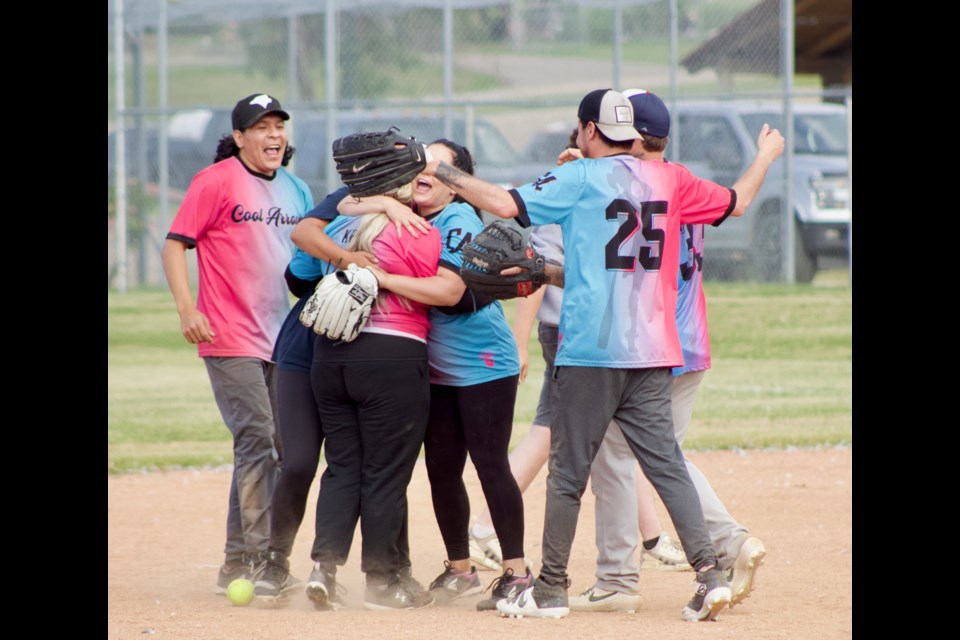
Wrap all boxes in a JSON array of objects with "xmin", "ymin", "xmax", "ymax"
[
  {"xmin": 107, "ymin": 61, "xmax": 500, "ymax": 122},
  {"xmin": 107, "ymin": 274, "xmax": 851, "ymax": 472}
]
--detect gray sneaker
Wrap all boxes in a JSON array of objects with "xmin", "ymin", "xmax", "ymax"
[
  {"xmin": 364, "ymin": 577, "xmax": 435, "ymax": 610},
  {"xmin": 496, "ymin": 578, "xmax": 569, "ymax": 619},
  {"xmin": 681, "ymin": 568, "xmax": 731, "ymax": 622},
  {"xmin": 397, "ymin": 566, "xmax": 427, "ymax": 596},
  {"xmin": 428, "ymin": 561, "xmax": 483, "ymax": 604},
  {"xmin": 215, "ymin": 560, "xmax": 249, "ymax": 595},
  {"xmin": 476, "ymin": 567, "xmax": 534, "ymax": 611},
  {"xmin": 306, "ymin": 562, "xmax": 340, "ymax": 610},
  {"xmin": 254, "ymin": 551, "xmax": 303, "ymax": 600}
]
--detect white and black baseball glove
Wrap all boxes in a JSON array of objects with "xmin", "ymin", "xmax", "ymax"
[{"xmin": 299, "ymin": 263, "xmax": 379, "ymax": 342}]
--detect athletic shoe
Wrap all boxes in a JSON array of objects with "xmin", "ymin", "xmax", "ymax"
[
  {"xmin": 305, "ymin": 562, "xmax": 339, "ymax": 610},
  {"xmin": 641, "ymin": 534, "xmax": 692, "ymax": 571},
  {"xmin": 469, "ymin": 531, "xmax": 503, "ymax": 572},
  {"xmin": 248, "ymin": 551, "xmax": 270, "ymax": 583},
  {"xmin": 363, "ymin": 577, "xmax": 435, "ymax": 610},
  {"xmin": 428, "ymin": 561, "xmax": 483, "ymax": 603},
  {"xmin": 569, "ymin": 584, "xmax": 643, "ymax": 613},
  {"xmin": 728, "ymin": 537, "xmax": 766, "ymax": 607},
  {"xmin": 496, "ymin": 579, "xmax": 569, "ymax": 619},
  {"xmin": 215, "ymin": 560, "xmax": 249, "ymax": 595},
  {"xmin": 397, "ymin": 566, "xmax": 427, "ymax": 596},
  {"xmin": 253, "ymin": 551, "xmax": 303, "ymax": 600},
  {"xmin": 680, "ymin": 568, "xmax": 731, "ymax": 622},
  {"xmin": 476, "ymin": 566, "xmax": 534, "ymax": 611}
]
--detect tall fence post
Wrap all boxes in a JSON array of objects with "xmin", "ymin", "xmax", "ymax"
[
  {"xmin": 781, "ymin": 0, "xmax": 795, "ymax": 283},
  {"xmin": 114, "ymin": 0, "xmax": 127, "ymax": 293}
]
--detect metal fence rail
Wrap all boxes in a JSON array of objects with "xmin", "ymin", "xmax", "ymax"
[{"xmin": 108, "ymin": 0, "xmax": 851, "ymax": 289}]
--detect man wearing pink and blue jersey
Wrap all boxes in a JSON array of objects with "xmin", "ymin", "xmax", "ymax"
[
  {"xmin": 572, "ymin": 89, "xmax": 767, "ymax": 615},
  {"xmin": 161, "ymin": 93, "xmax": 313, "ymax": 595},
  {"xmin": 422, "ymin": 88, "xmax": 783, "ymax": 621}
]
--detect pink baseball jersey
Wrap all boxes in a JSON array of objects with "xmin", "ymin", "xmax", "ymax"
[
  {"xmin": 363, "ymin": 221, "xmax": 442, "ymax": 341},
  {"xmin": 512, "ymin": 156, "xmax": 733, "ymax": 368},
  {"xmin": 166, "ymin": 156, "xmax": 313, "ymax": 360}
]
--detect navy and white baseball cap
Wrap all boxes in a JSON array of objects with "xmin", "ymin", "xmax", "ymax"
[
  {"xmin": 231, "ymin": 93, "xmax": 290, "ymax": 131},
  {"xmin": 622, "ymin": 89, "xmax": 670, "ymax": 138},
  {"xmin": 577, "ymin": 89, "xmax": 641, "ymax": 142}
]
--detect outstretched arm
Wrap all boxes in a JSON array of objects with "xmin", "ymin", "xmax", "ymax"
[
  {"xmin": 424, "ymin": 160, "xmax": 519, "ymax": 219},
  {"xmin": 290, "ymin": 217, "xmax": 378, "ymax": 268},
  {"xmin": 729, "ymin": 124, "xmax": 785, "ymax": 217},
  {"xmin": 336, "ymin": 194, "xmax": 431, "ymax": 237},
  {"xmin": 367, "ymin": 264, "xmax": 464, "ymax": 307}
]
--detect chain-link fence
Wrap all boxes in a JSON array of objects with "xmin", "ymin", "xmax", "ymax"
[{"xmin": 108, "ymin": 0, "xmax": 851, "ymax": 288}]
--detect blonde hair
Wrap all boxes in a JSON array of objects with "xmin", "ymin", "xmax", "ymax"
[{"xmin": 347, "ymin": 180, "xmax": 417, "ymax": 311}]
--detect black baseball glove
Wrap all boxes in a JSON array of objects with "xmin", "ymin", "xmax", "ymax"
[
  {"xmin": 332, "ymin": 127, "xmax": 429, "ymax": 197},
  {"xmin": 460, "ymin": 221, "xmax": 546, "ymax": 300}
]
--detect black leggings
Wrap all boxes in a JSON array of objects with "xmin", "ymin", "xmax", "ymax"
[
  {"xmin": 424, "ymin": 375, "xmax": 524, "ymax": 561},
  {"xmin": 268, "ymin": 367, "xmax": 413, "ymax": 571},
  {"xmin": 268, "ymin": 368, "xmax": 326, "ymax": 559}
]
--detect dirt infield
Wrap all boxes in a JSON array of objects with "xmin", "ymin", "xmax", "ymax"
[{"xmin": 107, "ymin": 445, "xmax": 851, "ymax": 640}]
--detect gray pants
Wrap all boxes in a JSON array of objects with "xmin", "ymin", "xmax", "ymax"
[
  {"xmin": 204, "ymin": 356, "xmax": 280, "ymax": 562},
  {"xmin": 539, "ymin": 366, "xmax": 716, "ymax": 589},
  {"xmin": 590, "ymin": 371, "xmax": 750, "ymax": 592}
]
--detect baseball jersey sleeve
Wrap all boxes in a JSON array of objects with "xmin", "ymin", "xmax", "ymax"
[
  {"xmin": 509, "ymin": 162, "xmax": 587, "ymax": 228},
  {"xmin": 673, "ymin": 163, "xmax": 736, "ymax": 227},
  {"xmin": 305, "ymin": 185, "xmax": 350, "ymax": 221},
  {"xmin": 166, "ymin": 169, "xmax": 224, "ymax": 246}
]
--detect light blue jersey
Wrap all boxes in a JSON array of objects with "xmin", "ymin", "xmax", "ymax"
[
  {"xmin": 427, "ymin": 202, "xmax": 520, "ymax": 386},
  {"xmin": 287, "ymin": 215, "xmax": 362, "ymax": 281},
  {"xmin": 511, "ymin": 155, "xmax": 732, "ymax": 369},
  {"xmin": 672, "ymin": 223, "xmax": 710, "ymax": 376},
  {"xmin": 274, "ymin": 215, "xmax": 363, "ymax": 372}
]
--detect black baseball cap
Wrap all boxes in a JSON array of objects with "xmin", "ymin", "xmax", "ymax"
[
  {"xmin": 622, "ymin": 89, "xmax": 671, "ymax": 137},
  {"xmin": 231, "ymin": 93, "xmax": 290, "ymax": 131},
  {"xmin": 577, "ymin": 89, "xmax": 641, "ymax": 142}
]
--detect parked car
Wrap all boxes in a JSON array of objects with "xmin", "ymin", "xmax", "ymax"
[
  {"xmin": 107, "ymin": 109, "xmax": 231, "ymax": 191},
  {"xmin": 517, "ymin": 101, "xmax": 851, "ymax": 283},
  {"xmin": 673, "ymin": 101, "xmax": 849, "ymax": 283}
]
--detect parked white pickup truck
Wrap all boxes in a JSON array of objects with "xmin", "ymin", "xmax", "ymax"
[{"xmin": 673, "ymin": 100, "xmax": 850, "ymax": 283}]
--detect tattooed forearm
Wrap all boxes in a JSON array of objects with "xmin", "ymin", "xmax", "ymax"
[{"xmin": 434, "ymin": 162, "xmax": 469, "ymax": 190}]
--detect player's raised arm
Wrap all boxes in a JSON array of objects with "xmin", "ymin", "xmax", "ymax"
[
  {"xmin": 729, "ymin": 124, "xmax": 785, "ymax": 217},
  {"xmin": 424, "ymin": 158, "xmax": 519, "ymax": 219}
]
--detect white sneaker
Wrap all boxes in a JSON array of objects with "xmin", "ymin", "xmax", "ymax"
[
  {"xmin": 728, "ymin": 537, "xmax": 766, "ymax": 606},
  {"xmin": 496, "ymin": 584, "xmax": 569, "ymax": 619},
  {"xmin": 569, "ymin": 585, "xmax": 642, "ymax": 613},
  {"xmin": 469, "ymin": 530, "xmax": 503, "ymax": 572},
  {"xmin": 641, "ymin": 534, "xmax": 692, "ymax": 571}
]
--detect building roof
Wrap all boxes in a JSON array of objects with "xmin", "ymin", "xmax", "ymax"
[{"xmin": 681, "ymin": 0, "xmax": 852, "ymax": 86}]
